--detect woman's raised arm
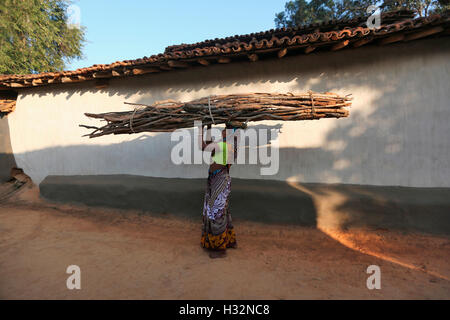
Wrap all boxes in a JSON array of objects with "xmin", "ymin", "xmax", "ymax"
[{"xmin": 199, "ymin": 123, "xmax": 213, "ymax": 151}]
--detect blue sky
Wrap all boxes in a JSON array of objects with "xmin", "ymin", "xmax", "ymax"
[{"xmin": 68, "ymin": 0, "xmax": 288, "ymax": 70}]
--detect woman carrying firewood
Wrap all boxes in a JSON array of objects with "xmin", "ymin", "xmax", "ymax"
[{"xmin": 199, "ymin": 122, "xmax": 240, "ymax": 259}]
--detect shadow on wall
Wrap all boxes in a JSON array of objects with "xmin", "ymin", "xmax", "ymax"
[{"xmin": 14, "ymin": 123, "xmax": 286, "ymax": 184}]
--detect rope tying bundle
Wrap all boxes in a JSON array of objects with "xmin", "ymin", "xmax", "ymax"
[
  {"xmin": 208, "ymin": 96, "xmax": 216, "ymax": 125},
  {"xmin": 129, "ymin": 105, "xmax": 147, "ymax": 133}
]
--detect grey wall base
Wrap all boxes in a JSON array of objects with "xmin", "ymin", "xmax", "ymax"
[{"xmin": 40, "ymin": 175, "xmax": 450, "ymax": 235}]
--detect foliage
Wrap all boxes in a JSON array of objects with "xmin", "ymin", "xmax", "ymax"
[
  {"xmin": 0, "ymin": 0, "xmax": 86, "ymax": 74},
  {"xmin": 275, "ymin": 0, "xmax": 449, "ymax": 27}
]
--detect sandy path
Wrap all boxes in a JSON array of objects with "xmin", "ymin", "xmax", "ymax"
[{"xmin": 0, "ymin": 183, "xmax": 449, "ymax": 299}]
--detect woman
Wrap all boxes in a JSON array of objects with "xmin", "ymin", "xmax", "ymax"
[{"xmin": 199, "ymin": 123, "xmax": 238, "ymax": 258}]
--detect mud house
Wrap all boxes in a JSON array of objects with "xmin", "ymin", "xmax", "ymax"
[{"xmin": 1, "ymin": 11, "xmax": 449, "ymax": 233}]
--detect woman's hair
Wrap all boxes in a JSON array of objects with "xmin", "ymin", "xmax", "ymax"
[{"xmin": 225, "ymin": 121, "xmax": 247, "ymax": 130}]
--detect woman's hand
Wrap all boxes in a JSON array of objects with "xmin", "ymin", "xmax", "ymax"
[{"xmin": 199, "ymin": 123, "xmax": 213, "ymax": 151}]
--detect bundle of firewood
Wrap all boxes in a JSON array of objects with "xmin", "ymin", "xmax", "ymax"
[
  {"xmin": 80, "ymin": 92, "xmax": 351, "ymax": 138},
  {"xmin": 0, "ymin": 99, "xmax": 16, "ymax": 114}
]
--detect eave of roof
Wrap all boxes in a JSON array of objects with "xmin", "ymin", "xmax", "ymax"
[{"xmin": 0, "ymin": 10, "xmax": 449, "ymax": 91}]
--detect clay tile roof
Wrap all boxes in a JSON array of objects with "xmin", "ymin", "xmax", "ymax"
[{"xmin": 0, "ymin": 9, "xmax": 448, "ymax": 90}]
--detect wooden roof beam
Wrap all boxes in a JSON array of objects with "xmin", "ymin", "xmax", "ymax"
[
  {"xmin": 32, "ymin": 78, "xmax": 43, "ymax": 86},
  {"xmin": 159, "ymin": 65, "xmax": 173, "ymax": 71},
  {"xmin": 217, "ymin": 57, "xmax": 231, "ymax": 64},
  {"xmin": 304, "ymin": 46, "xmax": 316, "ymax": 54},
  {"xmin": 378, "ymin": 34, "xmax": 405, "ymax": 45},
  {"xmin": 47, "ymin": 78, "xmax": 59, "ymax": 84},
  {"xmin": 93, "ymin": 71, "xmax": 113, "ymax": 78},
  {"xmin": 248, "ymin": 53, "xmax": 258, "ymax": 62},
  {"xmin": 9, "ymin": 82, "xmax": 25, "ymax": 88},
  {"xmin": 111, "ymin": 70, "xmax": 122, "ymax": 77},
  {"xmin": 132, "ymin": 67, "xmax": 160, "ymax": 75},
  {"xmin": 278, "ymin": 48, "xmax": 288, "ymax": 58},
  {"xmin": 197, "ymin": 59, "xmax": 210, "ymax": 66},
  {"xmin": 167, "ymin": 60, "xmax": 189, "ymax": 68},
  {"xmin": 95, "ymin": 79, "xmax": 109, "ymax": 90},
  {"xmin": 61, "ymin": 76, "xmax": 87, "ymax": 83},
  {"xmin": 404, "ymin": 26, "xmax": 444, "ymax": 42},
  {"xmin": 331, "ymin": 40, "xmax": 349, "ymax": 51},
  {"xmin": 352, "ymin": 37, "xmax": 374, "ymax": 48}
]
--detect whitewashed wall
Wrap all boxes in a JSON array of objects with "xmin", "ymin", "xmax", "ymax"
[{"xmin": 8, "ymin": 38, "xmax": 450, "ymax": 187}]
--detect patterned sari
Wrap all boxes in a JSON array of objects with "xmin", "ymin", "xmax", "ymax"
[{"xmin": 201, "ymin": 166, "xmax": 236, "ymax": 250}]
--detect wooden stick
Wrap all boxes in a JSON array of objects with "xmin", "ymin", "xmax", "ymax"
[{"xmin": 81, "ymin": 92, "xmax": 352, "ymax": 138}]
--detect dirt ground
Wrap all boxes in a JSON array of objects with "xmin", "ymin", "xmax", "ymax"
[{"xmin": 0, "ymin": 181, "xmax": 449, "ymax": 299}]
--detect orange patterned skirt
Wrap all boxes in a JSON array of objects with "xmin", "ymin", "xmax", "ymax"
[{"xmin": 201, "ymin": 167, "xmax": 236, "ymax": 250}]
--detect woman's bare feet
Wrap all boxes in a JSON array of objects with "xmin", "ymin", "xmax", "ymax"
[
  {"xmin": 228, "ymin": 242, "xmax": 238, "ymax": 249},
  {"xmin": 209, "ymin": 250, "xmax": 227, "ymax": 259}
]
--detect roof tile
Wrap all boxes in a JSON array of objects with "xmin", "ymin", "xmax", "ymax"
[{"xmin": 0, "ymin": 10, "xmax": 448, "ymax": 89}]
